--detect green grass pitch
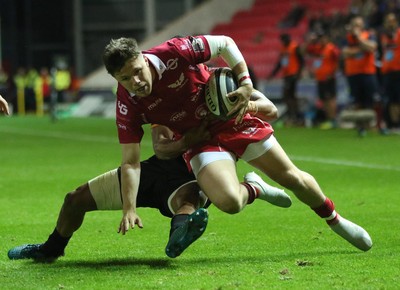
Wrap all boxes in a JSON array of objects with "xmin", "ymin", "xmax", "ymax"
[{"xmin": 0, "ymin": 116, "xmax": 399, "ymax": 289}]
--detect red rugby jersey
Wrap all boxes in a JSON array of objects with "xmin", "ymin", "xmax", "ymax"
[{"xmin": 116, "ymin": 36, "xmax": 215, "ymax": 144}]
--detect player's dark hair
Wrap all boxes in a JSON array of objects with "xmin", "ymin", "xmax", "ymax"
[{"xmin": 103, "ymin": 37, "xmax": 140, "ymax": 76}]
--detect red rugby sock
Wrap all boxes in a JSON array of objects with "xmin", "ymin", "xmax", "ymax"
[
  {"xmin": 242, "ymin": 182, "xmax": 258, "ymax": 204},
  {"xmin": 312, "ymin": 197, "xmax": 339, "ymax": 225}
]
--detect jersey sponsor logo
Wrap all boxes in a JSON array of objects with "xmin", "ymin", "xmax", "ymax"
[
  {"xmin": 232, "ymin": 121, "xmax": 254, "ymax": 132},
  {"xmin": 168, "ymin": 72, "xmax": 186, "ymax": 89},
  {"xmin": 242, "ymin": 127, "xmax": 259, "ymax": 136},
  {"xmin": 191, "ymin": 37, "xmax": 205, "ymax": 52},
  {"xmin": 147, "ymin": 98, "xmax": 162, "ymax": 110},
  {"xmin": 166, "ymin": 58, "xmax": 179, "ymax": 70},
  {"xmin": 117, "ymin": 123, "xmax": 127, "ymax": 130},
  {"xmin": 170, "ymin": 110, "xmax": 187, "ymax": 122},
  {"xmin": 232, "ymin": 120, "xmax": 260, "ymax": 136},
  {"xmin": 118, "ymin": 101, "xmax": 128, "ymax": 115}
]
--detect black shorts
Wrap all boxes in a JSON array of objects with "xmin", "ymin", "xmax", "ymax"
[
  {"xmin": 133, "ymin": 156, "xmax": 195, "ymax": 218},
  {"xmin": 317, "ymin": 78, "xmax": 336, "ymax": 100},
  {"xmin": 347, "ymin": 74, "xmax": 379, "ymax": 108},
  {"xmin": 383, "ymin": 71, "xmax": 400, "ymax": 103},
  {"xmin": 283, "ymin": 75, "xmax": 299, "ymax": 99}
]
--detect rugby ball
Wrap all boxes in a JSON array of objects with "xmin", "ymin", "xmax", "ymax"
[{"xmin": 205, "ymin": 67, "xmax": 239, "ymax": 121}]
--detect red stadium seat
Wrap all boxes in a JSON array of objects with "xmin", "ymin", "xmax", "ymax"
[{"xmin": 209, "ymin": 0, "xmax": 351, "ymax": 78}]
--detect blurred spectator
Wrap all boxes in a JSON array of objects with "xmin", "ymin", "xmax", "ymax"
[
  {"xmin": 349, "ymin": 0, "xmax": 376, "ymax": 19},
  {"xmin": 35, "ymin": 67, "xmax": 53, "ymax": 116},
  {"xmin": 25, "ymin": 67, "xmax": 39, "ymax": 112},
  {"xmin": 379, "ymin": 12, "xmax": 400, "ymax": 131},
  {"xmin": 13, "ymin": 67, "xmax": 27, "ymax": 115},
  {"xmin": 279, "ymin": 2, "xmax": 306, "ymax": 29},
  {"xmin": 54, "ymin": 64, "xmax": 71, "ymax": 103},
  {"xmin": 35, "ymin": 67, "xmax": 52, "ymax": 104},
  {"xmin": 308, "ymin": 11, "xmax": 331, "ymax": 36},
  {"xmin": 305, "ymin": 31, "xmax": 340, "ymax": 129},
  {"xmin": 268, "ymin": 33, "xmax": 305, "ymax": 125},
  {"xmin": 342, "ymin": 15, "xmax": 381, "ymax": 136}
]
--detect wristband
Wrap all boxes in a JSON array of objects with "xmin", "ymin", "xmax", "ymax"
[{"xmin": 237, "ymin": 71, "xmax": 253, "ymax": 86}]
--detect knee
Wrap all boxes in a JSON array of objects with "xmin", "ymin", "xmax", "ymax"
[
  {"xmin": 211, "ymin": 194, "xmax": 243, "ymax": 214},
  {"xmin": 216, "ymin": 202, "xmax": 242, "ymax": 214},
  {"xmin": 63, "ymin": 185, "xmax": 87, "ymax": 211}
]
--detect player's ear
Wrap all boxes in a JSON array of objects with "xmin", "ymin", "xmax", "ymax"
[{"xmin": 143, "ymin": 56, "xmax": 149, "ymax": 66}]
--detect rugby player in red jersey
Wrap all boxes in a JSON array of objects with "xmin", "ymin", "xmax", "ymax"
[
  {"xmin": 103, "ymin": 35, "xmax": 372, "ymax": 252},
  {"xmin": 6, "ymin": 91, "xmax": 286, "ymax": 261}
]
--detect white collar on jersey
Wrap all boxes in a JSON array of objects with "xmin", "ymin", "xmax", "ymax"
[{"xmin": 143, "ymin": 53, "xmax": 166, "ymax": 80}]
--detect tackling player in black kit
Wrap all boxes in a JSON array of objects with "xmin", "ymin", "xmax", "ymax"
[{"xmin": 7, "ymin": 123, "xmax": 211, "ymax": 261}]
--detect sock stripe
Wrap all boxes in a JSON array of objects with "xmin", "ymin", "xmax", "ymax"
[
  {"xmin": 242, "ymin": 182, "xmax": 257, "ymax": 204},
  {"xmin": 324, "ymin": 210, "xmax": 337, "ymax": 221}
]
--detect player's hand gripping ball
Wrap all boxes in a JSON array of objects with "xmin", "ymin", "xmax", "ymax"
[{"xmin": 205, "ymin": 67, "xmax": 240, "ymax": 121}]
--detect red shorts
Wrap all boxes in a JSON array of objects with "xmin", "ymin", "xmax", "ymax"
[{"xmin": 183, "ymin": 114, "xmax": 274, "ymax": 165}]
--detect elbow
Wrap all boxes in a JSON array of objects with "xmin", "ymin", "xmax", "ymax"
[{"xmin": 224, "ymin": 35, "xmax": 235, "ymax": 45}]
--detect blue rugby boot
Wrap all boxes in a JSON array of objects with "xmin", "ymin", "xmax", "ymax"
[
  {"xmin": 8, "ymin": 244, "xmax": 61, "ymax": 262},
  {"xmin": 165, "ymin": 208, "xmax": 208, "ymax": 258}
]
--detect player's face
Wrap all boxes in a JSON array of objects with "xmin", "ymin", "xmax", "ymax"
[
  {"xmin": 384, "ymin": 14, "xmax": 398, "ymax": 31},
  {"xmin": 114, "ymin": 54, "xmax": 153, "ymax": 98}
]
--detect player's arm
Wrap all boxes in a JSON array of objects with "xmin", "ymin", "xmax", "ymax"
[
  {"xmin": 343, "ymin": 32, "xmax": 377, "ymax": 57},
  {"xmin": 152, "ymin": 122, "xmax": 210, "ymax": 159},
  {"xmin": 268, "ymin": 56, "xmax": 282, "ymax": 79},
  {"xmin": 0, "ymin": 95, "xmax": 10, "ymax": 115},
  {"xmin": 245, "ymin": 90, "xmax": 278, "ymax": 122},
  {"xmin": 355, "ymin": 31, "xmax": 377, "ymax": 52},
  {"xmin": 119, "ymin": 142, "xmax": 143, "ymax": 235},
  {"xmin": 342, "ymin": 45, "xmax": 362, "ymax": 57},
  {"xmin": 204, "ymin": 35, "xmax": 253, "ymax": 124}
]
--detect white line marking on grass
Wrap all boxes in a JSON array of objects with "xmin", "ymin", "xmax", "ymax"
[
  {"xmin": 291, "ymin": 155, "xmax": 400, "ymax": 172},
  {"xmin": 0, "ymin": 126, "xmax": 153, "ymax": 146},
  {"xmin": 2, "ymin": 127, "xmax": 398, "ymax": 171}
]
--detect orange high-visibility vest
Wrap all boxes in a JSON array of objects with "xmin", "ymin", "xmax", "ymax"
[
  {"xmin": 311, "ymin": 42, "xmax": 339, "ymax": 81},
  {"xmin": 344, "ymin": 31, "xmax": 376, "ymax": 76},
  {"xmin": 280, "ymin": 41, "xmax": 301, "ymax": 77},
  {"xmin": 380, "ymin": 28, "xmax": 400, "ymax": 74}
]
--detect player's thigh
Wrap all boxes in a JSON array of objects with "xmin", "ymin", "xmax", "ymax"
[
  {"xmin": 196, "ymin": 159, "xmax": 241, "ymax": 207},
  {"xmin": 88, "ymin": 168, "xmax": 122, "ymax": 210},
  {"xmin": 65, "ymin": 183, "xmax": 97, "ymax": 211},
  {"xmin": 248, "ymin": 140, "xmax": 301, "ymax": 189}
]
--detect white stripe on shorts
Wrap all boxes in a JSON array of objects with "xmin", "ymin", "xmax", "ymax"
[
  {"xmin": 190, "ymin": 151, "xmax": 236, "ymax": 177},
  {"xmin": 241, "ymin": 134, "xmax": 276, "ymax": 162}
]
